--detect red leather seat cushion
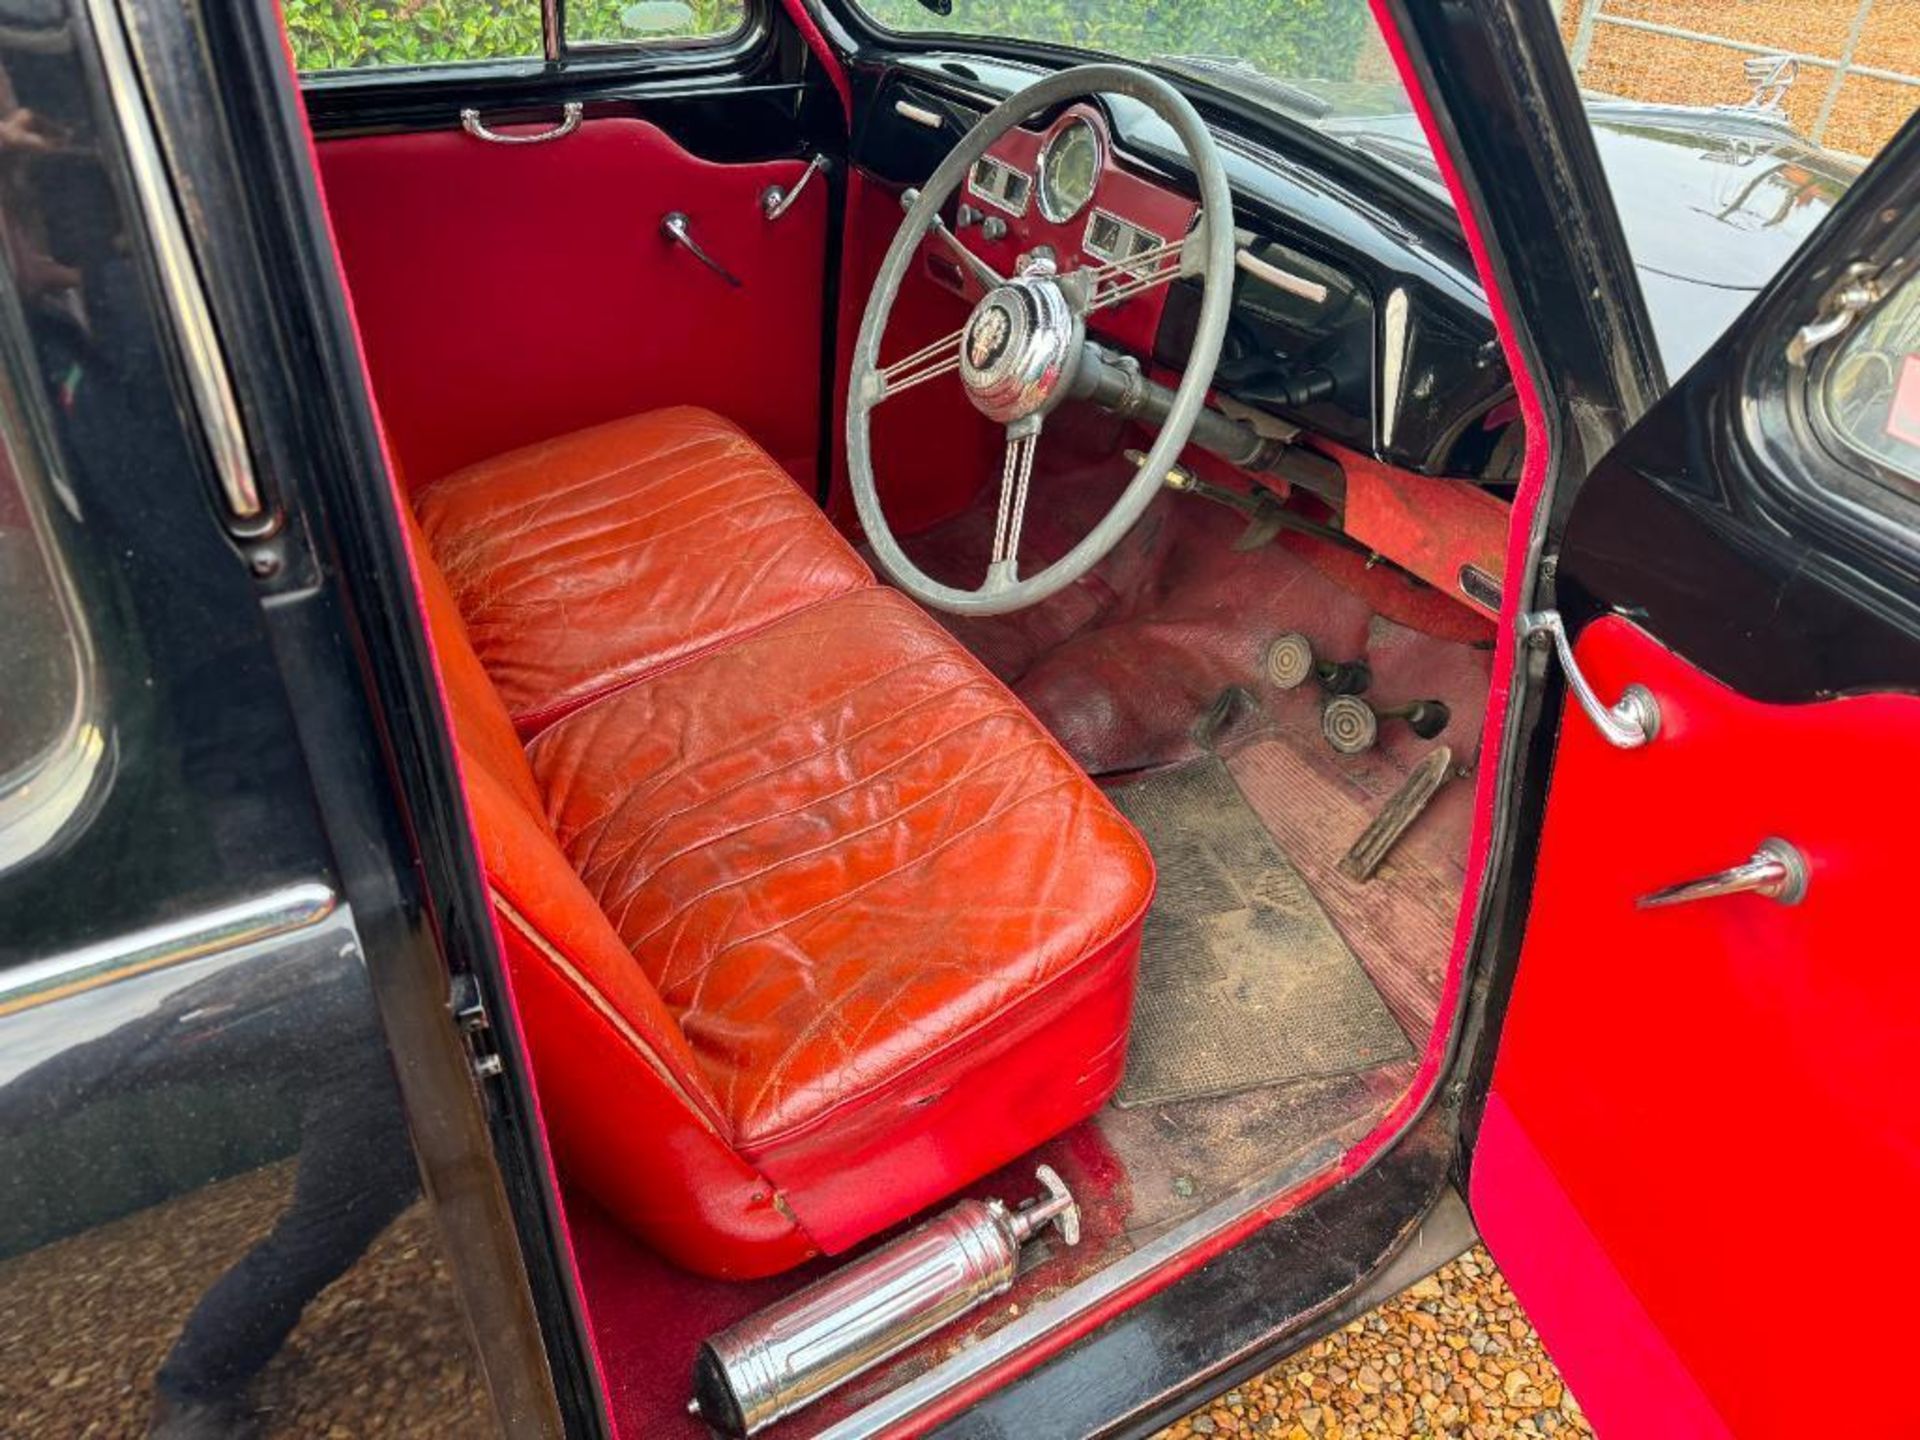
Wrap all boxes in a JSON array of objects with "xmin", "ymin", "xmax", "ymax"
[
  {"xmin": 399, "ymin": 407, "xmax": 1153, "ymax": 1274},
  {"xmin": 527, "ymin": 587, "xmax": 1154, "ymax": 1252},
  {"xmin": 414, "ymin": 406, "xmax": 872, "ymax": 733}
]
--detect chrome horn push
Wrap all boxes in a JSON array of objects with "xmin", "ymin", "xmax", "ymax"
[
  {"xmin": 959, "ymin": 267, "xmax": 1084, "ymax": 424},
  {"xmin": 689, "ymin": 1166, "xmax": 1080, "ymax": 1436}
]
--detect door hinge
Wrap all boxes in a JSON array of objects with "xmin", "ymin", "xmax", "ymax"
[
  {"xmin": 1786, "ymin": 260, "xmax": 1890, "ymax": 366},
  {"xmin": 450, "ymin": 972, "xmax": 504, "ymax": 1080}
]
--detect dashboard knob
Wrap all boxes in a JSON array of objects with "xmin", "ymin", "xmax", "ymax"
[{"xmin": 980, "ymin": 215, "xmax": 1008, "ymax": 243}]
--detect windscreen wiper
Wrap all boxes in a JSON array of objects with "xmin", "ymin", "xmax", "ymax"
[{"xmin": 1151, "ymin": 54, "xmax": 1333, "ymax": 121}]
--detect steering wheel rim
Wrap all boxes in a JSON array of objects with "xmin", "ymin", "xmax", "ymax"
[{"xmin": 847, "ymin": 63, "xmax": 1236, "ymax": 616}]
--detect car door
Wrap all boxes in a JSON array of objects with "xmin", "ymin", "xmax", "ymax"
[
  {"xmin": 298, "ymin": 0, "xmax": 843, "ymax": 495},
  {"xmin": 1468, "ymin": 118, "xmax": 1920, "ymax": 1439}
]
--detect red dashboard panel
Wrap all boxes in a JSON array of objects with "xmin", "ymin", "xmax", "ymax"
[{"xmin": 935, "ymin": 106, "xmax": 1197, "ymax": 359}]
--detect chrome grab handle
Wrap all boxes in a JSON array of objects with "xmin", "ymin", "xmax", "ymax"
[
  {"xmin": 1638, "ymin": 838, "xmax": 1809, "ymax": 909},
  {"xmin": 460, "ymin": 101, "xmax": 582, "ymax": 145},
  {"xmin": 660, "ymin": 212, "xmax": 742, "ymax": 287},
  {"xmin": 1520, "ymin": 609, "xmax": 1659, "ymax": 749},
  {"xmin": 762, "ymin": 153, "xmax": 830, "ymax": 222}
]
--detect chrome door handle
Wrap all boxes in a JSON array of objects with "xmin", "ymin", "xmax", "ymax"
[
  {"xmin": 1637, "ymin": 838, "xmax": 1809, "ymax": 909},
  {"xmin": 1519, "ymin": 609, "xmax": 1660, "ymax": 749},
  {"xmin": 762, "ymin": 153, "xmax": 830, "ymax": 221},
  {"xmin": 661, "ymin": 212, "xmax": 742, "ymax": 287},
  {"xmin": 460, "ymin": 102, "xmax": 581, "ymax": 145}
]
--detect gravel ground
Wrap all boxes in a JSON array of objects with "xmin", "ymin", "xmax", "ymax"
[
  {"xmin": 0, "ymin": 1161, "xmax": 492, "ymax": 1437},
  {"xmin": 1156, "ymin": 1247, "xmax": 1592, "ymax": 1440}
]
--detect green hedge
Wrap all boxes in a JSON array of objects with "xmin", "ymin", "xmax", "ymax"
[
  {"xmin": 860, "ymin": 0, "xmax": 1373, "ymax": 84},
  {"xmin": 285, "ymin": 0, "xmax": 1370, "ymax": 81}
]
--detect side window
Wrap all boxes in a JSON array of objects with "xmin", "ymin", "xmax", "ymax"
[
  {"xmin": 284, "ymin": 0, "xmax": 747, "ymax": 73},
  {"xmin": 1820, "ymin": 269, "xmax": 1920, "ymax": 496}
]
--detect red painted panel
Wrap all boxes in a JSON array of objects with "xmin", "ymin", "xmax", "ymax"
[
  {"xmin": 1474, "ymin": 614, "xmax": 1920, "ymax": 1438},
  {"xmin": 1327, "ymin": 440, "xmax": 1507, "ymax": 620},
  {"xmin": 958, "ymin": 105, "xmax": 1198, "ymax": 360},
  {"xmin": 829, "ymin": 168, "xmax": 1003, "ymax": 537},
  {"xmin": 315, "ymin": 117, "xmax": 826, "ymax": 490}
]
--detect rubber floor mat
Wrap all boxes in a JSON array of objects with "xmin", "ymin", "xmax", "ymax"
[{"xmin": 1110, "ymin": 758, "xmax": 1412, "ymax": 1106}]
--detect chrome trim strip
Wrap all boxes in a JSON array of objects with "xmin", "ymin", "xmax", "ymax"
[
  {"xmin": 90, "ymin": 0, "xmax": 263, "ymax": 522},
  {"xmin": 814, "ymin": 1136, "xmax": 1344, "ymax": 1440},
  {"xmin": 0, "ymin": 882, "xmax": 338, "ymax": 1017}
]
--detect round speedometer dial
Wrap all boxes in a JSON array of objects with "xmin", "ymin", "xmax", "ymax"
[{"xmin": 1037, "ymin": 117, "xmax": 1101, "ymax": 223}]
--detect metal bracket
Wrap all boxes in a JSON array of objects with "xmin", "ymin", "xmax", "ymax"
[
  {"xmin": 450, "ymin": 973, "xmax": 503, "ymax": 1079},
  {"xmin": 762, "ymin": 153, "xmax": 830, "ymax": 222},
  {"xmin": 1520, "ymin": 609, "xmax": 1660, "ymax": 749}
]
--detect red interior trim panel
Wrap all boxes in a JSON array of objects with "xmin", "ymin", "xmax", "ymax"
[
  {"xmin": 1474, "ymin": 614, "xmax": 1920, "ymax": 1440},
  {"xmin": 316, "ymin": 117, "xmax": 827, "ymax": 492}
]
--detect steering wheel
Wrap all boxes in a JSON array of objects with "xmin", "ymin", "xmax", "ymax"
[{"xmin": 848, "ymin": 64, "xmax": 1236, "ymax": 616}]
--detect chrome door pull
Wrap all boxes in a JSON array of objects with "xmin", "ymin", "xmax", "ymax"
[
  {"xmin": 460, "ymin": 101, "xmax": 582, "ymax": 145},
  {"xmin": 762, "ymin": 153, "xmax": 830, "ymax": 221},
  {"xmin": 1638, "ymin": 838, "xmax": 1809, "ymax": 909},
  {"xmin": 661, "ymin": 212, "xmax": 742, "ymax": 287},
  {"xmin": 1519, "ymin": 609, "xmax": 1659, "ymax": 749}
]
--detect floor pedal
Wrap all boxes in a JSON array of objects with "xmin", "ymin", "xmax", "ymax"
[{"xmin": 1338, "ymin": 745, "xmax": 1457, "ymax": 883}]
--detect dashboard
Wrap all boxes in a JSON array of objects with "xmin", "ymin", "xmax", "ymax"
[{"xmin": 857, "ymin": 56, "xmax": 1521, "ymax": 484}]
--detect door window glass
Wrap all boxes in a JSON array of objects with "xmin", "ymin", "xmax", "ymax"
[
  {"xmin": 284, "ymin": 0, "xmax": 746, "ymax": 72},
  {"xmin": 1556, "ymin": 1, "xmax": 1920, "ymax": 378},
  {"xmin": 283, "ymin": 0, "xmax": 544, "ymax": 70},
  {"xmin": 1821, "ymin": 268, "xmax": 1920, "ymax": 494}
]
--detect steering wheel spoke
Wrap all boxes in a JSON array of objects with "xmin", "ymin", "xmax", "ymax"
[
  {"xmin": 1083, "ymin": 227, "xmax": 1205, "ymax": 314},
  {"xmin": 867, "ymin": 324, "xmax": 967, "ymax": 404},
  {"xmin": 987, "ymin": 417, "xmax": 1044, "ymax": 588}
]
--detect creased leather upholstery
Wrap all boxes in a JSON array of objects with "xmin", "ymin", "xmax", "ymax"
[
  {"xmin": 531, "ymin": 587, "xmax": 1153, "ymax": 1139},
  {"xmin": 415, "ymin": 406, "xmax": 872, "ymax": 733},
  {"xmin": 409, "ymin": 411, "xmax": 1154, "ymax": 1277}
]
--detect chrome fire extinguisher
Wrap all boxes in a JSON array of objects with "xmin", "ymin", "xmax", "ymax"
[{"xmin": 689, "ymin": 1165, "xmax": 1080, "ymax": 1436}]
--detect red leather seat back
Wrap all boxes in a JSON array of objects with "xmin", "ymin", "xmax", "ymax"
[{"xmin": 408, "ymin": 512, "xmax": 823, "ymax": 1275}]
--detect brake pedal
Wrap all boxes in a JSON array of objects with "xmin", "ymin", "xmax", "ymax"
[{"xmin": 1319, "ymin": 695, "xmax": 1450, "ymax": 755}]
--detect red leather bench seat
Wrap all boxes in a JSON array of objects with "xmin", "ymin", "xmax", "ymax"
[
  {"xmin": 409, "ymin": 408, "xmax": 1153, "ymax": 1278},
  {"xmin": 414, "ymin": 406, "xmax": 871, "ymax": 734}
]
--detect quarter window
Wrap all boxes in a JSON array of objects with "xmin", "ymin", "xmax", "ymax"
[
  {"xmin": 569, "ymin": 0, "xmax": 745, "ymax": 48},
  {"xmin": 284, "ymin": 0, "xmax": 746, "ymax": 73},
  {"xmin": 1820, "ymin": 268, "xmax": 1920, "ymax": 497}
]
